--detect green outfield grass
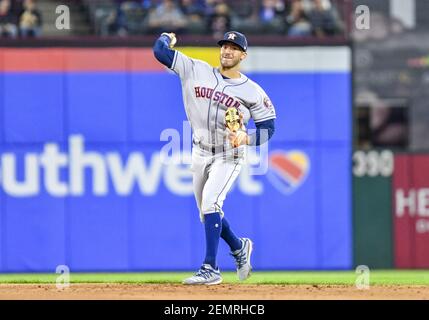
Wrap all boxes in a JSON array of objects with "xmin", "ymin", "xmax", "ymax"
[{"xmin": 0, "ymin": 270, "xmax": 429, "ymax": 285}]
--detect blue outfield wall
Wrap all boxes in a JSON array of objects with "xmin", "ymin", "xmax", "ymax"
[{"xmin": 0, "ymin": 71, "xmax": 351, "ymax": 272}]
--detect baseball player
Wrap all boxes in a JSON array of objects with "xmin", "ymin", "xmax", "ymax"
[{"xmin": 153, "ymin": 31, "xmax": 276, "ymax": 285}]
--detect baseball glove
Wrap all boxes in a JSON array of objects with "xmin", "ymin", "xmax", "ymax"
[{"xmin": 225, "ymin": 107, "xmax": 249, "ymax": 147}]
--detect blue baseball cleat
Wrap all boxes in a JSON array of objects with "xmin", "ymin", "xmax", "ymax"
[
  {"xmin": 182, "ymin": 264, "xmax": 223, "ymax": 285},
  {"xmin": 231, "ymin": 238, "xmax": 253, "ymax": 281}
]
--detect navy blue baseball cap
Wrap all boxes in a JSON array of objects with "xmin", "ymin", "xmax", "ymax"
[{"xmin": 217, "ymin": 31, "xmax": 248, "ymax": 52}]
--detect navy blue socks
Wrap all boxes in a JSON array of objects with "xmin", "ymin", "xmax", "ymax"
[
  {"xmin": 203, "ymin": 212, "xmax": 222, "ymax": 269},
  {"xmin": 221, "ymin": 217, "xmax": 242, "ymax": 252}
]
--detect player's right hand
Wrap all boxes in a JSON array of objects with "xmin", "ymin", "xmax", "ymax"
[
  {"xmin": 228, "ymin": 130, "xmax": 249, "ymax": 148},
  {"xmin": 161, "ymin": 32, "xmax": 177, "ymax": 48}
]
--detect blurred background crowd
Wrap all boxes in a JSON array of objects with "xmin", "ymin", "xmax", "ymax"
[
  {"xmin": 2, "ymin": 0, "xmax": 429, "ymax": 151},
  {"xmin": 93, "ymin": 0, "xmax": 345, "ymax": 38},
  {"xmin": 0, "ymin": 0, "xmax": 347, "ymax": 38},
  {"xmin": 0, "ymin": 0, "xmax": 42, "ymax": 37}
]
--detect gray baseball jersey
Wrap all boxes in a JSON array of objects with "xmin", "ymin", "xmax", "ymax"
[{"xmin": 170, "ymin": 51, "xmax": 277, "ymax": 148}]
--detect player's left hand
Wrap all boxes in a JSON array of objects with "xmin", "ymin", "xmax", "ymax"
[{"xmin": 228, "ymin": 130, "xmax": 249, "ymax": 147}]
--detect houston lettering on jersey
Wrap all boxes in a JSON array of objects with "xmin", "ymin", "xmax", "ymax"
[{"xmin": 194, "ymin": 86, "xmax": 241, "ymax": 108}]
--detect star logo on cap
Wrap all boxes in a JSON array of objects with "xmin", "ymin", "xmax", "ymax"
[{"xmin": 227, "ymin": 33, "xmax": 237, "ymax": 40}]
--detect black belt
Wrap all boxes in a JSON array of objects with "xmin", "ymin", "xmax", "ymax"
[
  {"xmin": 193, "ymin": 139, "xmax": 241, "ymax": 157},
  {"xmin": 193, "ymin": 140, "xmax": 226, "ymax": 155}
]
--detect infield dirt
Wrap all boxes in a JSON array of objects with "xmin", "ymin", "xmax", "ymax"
[{"xmin": 0, "ymin": 284, "xmax": 428, "ymax": 300}]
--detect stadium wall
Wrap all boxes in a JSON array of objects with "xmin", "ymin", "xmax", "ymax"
[
  {"xmin": 353, "ymin": 150, "xmax": 429, "ymax": 269},
  {"xmin": 353, "ymin": 150, "xmax": 394, "ymax": 269},
  {"xmin": 393, "ymin": 153, "xmax": 429, "ymax": 268},
  {"xmin": 0, "ymin": 47, "xmax": 352, "ymax": 272}
]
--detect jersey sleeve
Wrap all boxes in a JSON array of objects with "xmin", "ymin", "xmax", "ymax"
[
  {"xmin": 171, "ymin": 50, "xmax": 198, "ymax": 80},
  {"xmin": 249, "ymin": 85, "xmax": 277, "ymax": 123},
  {"xmin": 153, "ymin": 35, "xmax": 175, "ymax": 68}
]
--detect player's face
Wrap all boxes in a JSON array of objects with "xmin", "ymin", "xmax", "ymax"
[{"xmin": 220, "ymin": 43, "xmax": 246, "ymax": 68}]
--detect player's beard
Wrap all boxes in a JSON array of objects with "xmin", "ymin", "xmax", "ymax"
[{"xmin": 220, "ymin": 55, "xmax": 241, "ymax": 69}]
